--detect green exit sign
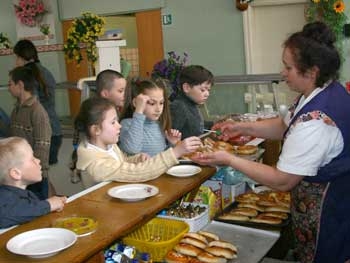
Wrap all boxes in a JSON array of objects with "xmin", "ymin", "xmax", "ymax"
[{"xmin": 162, "ymin": 14, "xmax": 172, "ymax": 25}]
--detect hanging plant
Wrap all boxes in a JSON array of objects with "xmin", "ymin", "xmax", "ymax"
[
  {"xmin": 236, "ymin": 0, "xmax": 254, "ymax": 11},
  {"xmin": 63, "ymin": 12, "xmax": 105, "ymax": 65},
  {"xmin": 14, "ymin": 0, "xmax": 48, "ymax": 27},
  {"xmin": 305, "ymin": 0, "xmax": 348, "ymax": 60}
]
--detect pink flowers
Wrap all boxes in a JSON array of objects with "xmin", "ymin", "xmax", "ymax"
[{"xmin": 14, "ymin": 0, "xmax": 47, "ymax": 27}]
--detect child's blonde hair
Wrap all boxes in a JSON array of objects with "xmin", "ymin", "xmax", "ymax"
[
  {"xmin": 120, "ymin": 78, "xmax": 172, "ymax": 131},
  {"xmin": 0, "ymin": 137, "xmax": 27, "ymax": 183}
]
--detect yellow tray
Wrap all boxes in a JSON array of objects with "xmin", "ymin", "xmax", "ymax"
[{"xmin": 53, "ymin": 216, "xmax": 98, "ymax": 237}]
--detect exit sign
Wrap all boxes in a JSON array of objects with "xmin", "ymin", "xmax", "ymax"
[{"xmin": 162, "ymin": 14, "xmax": 172, "ymax": 25}]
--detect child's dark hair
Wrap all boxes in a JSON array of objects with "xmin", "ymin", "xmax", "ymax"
[
  {"xmin": 70, "ymin": 97, "xmax": 116, "ymax": 173},
  {"xmin": 120, "ymin": 78, "xmax": 172, "ymax": 131},
  {"xmin": 96, "ymin": 69, "xmax": 124, "ymax": 96},
  {"xmin": 179, "ymin": 65, "xmax": 214, "ymax": 89},
  {"xmin": 9, "ymin": 66, "xmax": 36, "ymax": 94},
  {"xmin": 13, "ymin": 39, "xmax": 49, "ymax": 97}
]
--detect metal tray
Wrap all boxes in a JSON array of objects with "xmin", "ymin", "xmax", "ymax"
[
  {"xmin": 203, "ymin": 221, "xmax": 280, "ymax": 263},
  {"xmin": 215, "ymin": 201, "xmax": 290, "ymax": 230}
]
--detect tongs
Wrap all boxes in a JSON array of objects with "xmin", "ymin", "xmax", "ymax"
[{"xmin": 199, "ymin": 129, "xmax": 222, "ymax": 139}]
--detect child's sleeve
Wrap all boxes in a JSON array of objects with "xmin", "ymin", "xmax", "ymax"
[
  {"xmin": 85, "ymin": 147, "xmax": 178, "ymax": 183},
  {"xmin": 119, "ymin": 113, "xmax": 146, "ymax": 154},
  {"xmin": 31, "ymin": 103, "xmax": 52, "ymax": 177},
  {"xmin": 170, "ymin": 102, "xmax": 187, "ymax": 131},
  {"xmin": 0, "ymin": 195, "xmax": 50, "ymax": 228}
]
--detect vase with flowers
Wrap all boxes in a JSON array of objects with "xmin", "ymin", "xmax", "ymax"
[
  {"xmin": 151, "ymin": 51, "xmax": 189, "ymax": 100},
  {"xmin": 14, "ymin": 0, "xmax": 47, "ymax": 27},
  {"xmin": 40, "ymin": 23, "xmax": 50, "ymax": 45},
  {"xmin": 63, "ymin": 12, "xmax": 105, "ymax": 68},
  {"xmin": 305, "ymin": 0, "xmax": 347, "ymax": 60}
]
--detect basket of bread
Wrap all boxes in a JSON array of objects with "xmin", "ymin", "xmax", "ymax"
[
  {"xmin": 165, "ymin": 231, "xmax": 237, "ymax": 263},
  {"xmin": 216, "ymin": 190, "xmax": 290, "ymax": 229}
]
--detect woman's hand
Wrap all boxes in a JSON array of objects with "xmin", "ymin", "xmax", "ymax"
[
  {"xmin": 165, "ymin": 129, "xmax": 182, "ymax": 145},
  {"xmin": 191, "ymin": 151, "xmax": 233, "ymax": 166},
  {"xmin": 172, "ymin": 136, "xmax": 202, "ymax": 158},
  {"xmin": 212, "ymin": 121, "xmax": 242, "ymax": 141},
  {"xmin": 133, "ymin": 94, "xmax": 149, "ymax": 114}
]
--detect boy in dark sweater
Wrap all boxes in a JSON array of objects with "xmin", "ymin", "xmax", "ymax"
[
  {"xmin": 170, "ymin": 65, "xmax": 214, "ymax": 139},
  {"xmin": 0, "ymin": 137, "xmax": 66, "ymax": 229}
]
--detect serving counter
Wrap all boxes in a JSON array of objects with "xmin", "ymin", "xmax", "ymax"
[{"xmin": 0, "ymin": 167, "xmax": 216, "ymax": 263}]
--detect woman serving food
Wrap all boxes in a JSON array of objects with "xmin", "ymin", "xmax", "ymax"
[{"xmin": 192, "ymin": 21, "xmax": 350, "ymax": 263}]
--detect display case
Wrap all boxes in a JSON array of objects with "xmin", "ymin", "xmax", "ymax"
[{"xmin": 202, "ymin": 73, "xmax": 297, "ymax": 121}]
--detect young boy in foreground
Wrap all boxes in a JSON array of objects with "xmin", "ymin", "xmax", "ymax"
[{"xmin": 0, "ymin": 137, "xmax": 66, "ymax": 229}]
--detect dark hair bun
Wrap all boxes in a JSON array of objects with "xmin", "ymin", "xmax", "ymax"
[{"xmin": 302, "ymin": 21, "xmax": 336, "ymax": 47}]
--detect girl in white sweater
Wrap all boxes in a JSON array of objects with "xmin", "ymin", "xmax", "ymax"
[{"xmin": 71, "ymin": 97, "xmax": 202, "ymax": 188}]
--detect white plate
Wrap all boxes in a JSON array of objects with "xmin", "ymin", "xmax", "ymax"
[
  {"xmin": 107, "ymin": 184, "xmax": 159, "ymax": 202},
  {"xmin": 6, "ymin": 228, "xmax": 77, "ymax": 258},
  {"xmin": 166, "ymin": 165, "xmax": 202, "ymax": 177}
]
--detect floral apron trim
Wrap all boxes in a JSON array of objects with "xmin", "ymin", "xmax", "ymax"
[
  {"xmin": 285, "ymin": 110, "xmax": 336, "ymax": 138},
  {"xmin": 291, "ymin": 181, "xmax": 328, "ymax": 263}
]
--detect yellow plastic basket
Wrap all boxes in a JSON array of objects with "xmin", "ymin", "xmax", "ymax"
[{"xmin": 122, "ymin": 218, "xmax": 189, "ymax": 261}]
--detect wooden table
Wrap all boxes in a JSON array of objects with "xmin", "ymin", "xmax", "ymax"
[{"xmin": 0, "ymin": 166, "xmax": 216, "ymax": 263}]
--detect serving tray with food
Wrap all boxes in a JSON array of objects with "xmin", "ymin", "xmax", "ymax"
[{"xmin": 215, "ymin": 190, "xmax": 291, "ymax": 230}]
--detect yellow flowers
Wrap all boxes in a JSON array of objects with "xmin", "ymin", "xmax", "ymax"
[
  {"xmin": 334, "ymin": 0, "xmax": 345, "ymax": 13},
  {"xmin": 63, "ymin": 12, "xmax": 105, "ymax": 64},
  {"xmin": 306, "ymin": 0, "xmax": 347, "ymax": 61}
]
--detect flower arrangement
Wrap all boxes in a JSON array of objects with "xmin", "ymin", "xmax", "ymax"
[
  {"xmin": 0, "ymin": 32, "xmax": 11, "ymax": 49},
  {"xmin": 151, "ymin": 51, "xmax": 189, "ymax": 100},
  {"xmin": 63, "ymin": 12, "xmax": 105, "ymax": 64},
  {"xmin": 14, "ymin": 0, "xmax": 47, "ymax": 27},
  {"xmin": 305, "ymin": 0, "xmax": 347, "ymax": 58},
  {"xmin": 39, "ymin": 23, "xmax": 50, "ymax": 35}
]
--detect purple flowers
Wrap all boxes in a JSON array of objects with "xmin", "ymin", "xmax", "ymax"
[{"xmin": 151, "ymin": 51, "xmax": 189, "ymax": 100}]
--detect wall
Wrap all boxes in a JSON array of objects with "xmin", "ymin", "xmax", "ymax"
[{"xmin": 57, "ymin": 0, "xmax": 164, "ymax": 20}]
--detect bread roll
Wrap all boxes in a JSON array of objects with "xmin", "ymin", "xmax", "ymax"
[
  {"xmin": 218, "ymin": 213, "xmax": 250, "ymax": 221},
  {"xmin": 237, "ymin": 202, "xmax": 265, "ymax": 212},
  {"xmin": 180, "ymin": 237, "xmax": 207, "ymax": 249},
  {"xmin": 214, "ymin": 141, "xmax": 233, "ymax": 152},
  {"xmin": 197, "ymin": 231, "xmax": 219, "ymax": 242},
  {"xmin": 261, "ymin": 212, "xmax": 288, "ymax": 220},
  {"xmin": 205, "ymin": 246, "xmax": 237, "ymax": 259},
  {"xmin": 174, "ymin": 243, "xmax": 203, "ymax": 257},
  {"xmin": 229, "ymin": 207, "xmax": 258, "ymax": 217},
  {"xmin": 184, "ymin": 233, "xmax": 208, "ymax": 244},
  {"xmin": 165, "ymin": 250, "xmax": 189, "ymax": 263},
  {"xmin": 249, "ymin": 214, "xmax": 282, "ymax": 225},
  {"xmin": 235, "ymin": 193, "xmax": 260, "ymax": 203},
  {"xmin": 197, "ymin": 252, "xmax": 227, "ymax": 263},
  {"xmin": 208, "ymin": 240, "xmax": 237, "ymax": 253},
  {"xmin": 264, "ymin": 206, "xmax": 290, "ymax": 213},
  {"xmin": 234, "ymin": 145, "xmax": 258, "ymax": 155}
]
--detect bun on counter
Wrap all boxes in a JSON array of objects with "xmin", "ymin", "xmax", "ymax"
[
  {"xmin": 249, "ymin": 214, "xmax": 282, "ymax": 225},
  {"xmin": 174, "ymin": 243, "xmax": 203, "ymax": 257},
  {"xmin": 165, "ymin": 250, "xmax": 189, "ymax": 263},
  {"xmin": 218, "ymin": 213, "xmax": 250, "ymax": 221},
  {"xmin": 197, "ymin": 252, "xmax": 227, "ymax": 263},
  {"xmin": 229, "ymin": 207, "xmax": 258, "ymax": 217},
  {"xmin": 184, "ymin": 232, "xmax": 208, "ymax": 244},
  {"xmin": 181, "ymin": 237, "xmax": 207, "ymax": 249},
  {"xmin": 205, "ymin": 246, "xmax": 237, "ymax": 259},
  {"xmin": 208, "ymin": 240, "xmax": 237, "ymax": 253},
  {"xmin": 197, "ymin": 231, "xmax": 219, "ymax": 242}
]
